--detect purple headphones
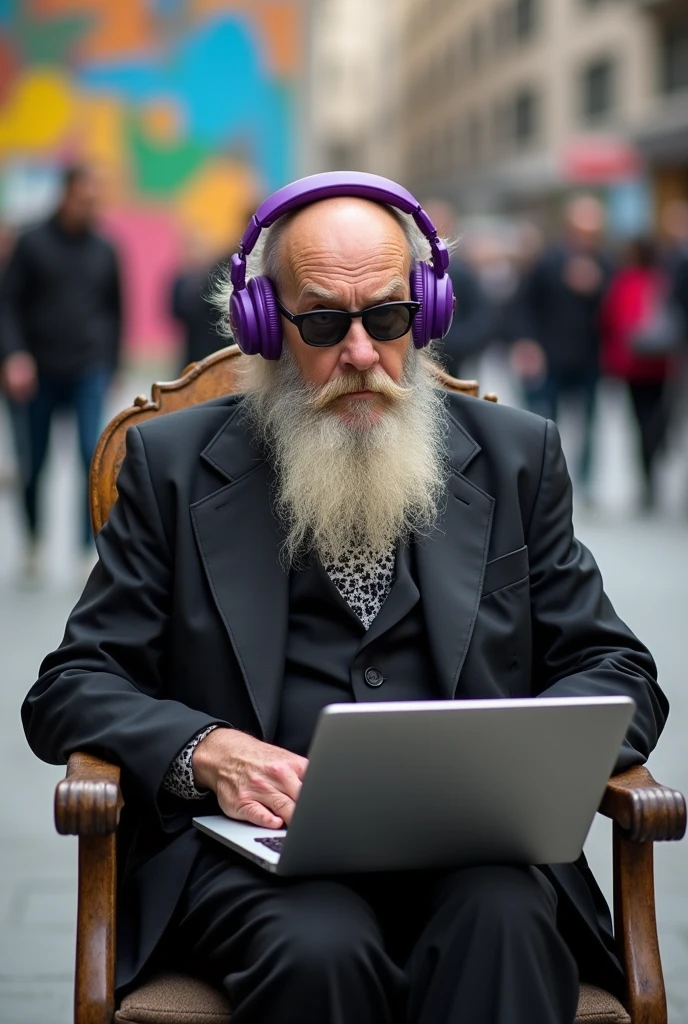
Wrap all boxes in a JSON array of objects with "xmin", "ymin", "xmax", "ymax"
[{"xmin": 229, "ymin": 171, "xmax": 455, "ymax": 360}]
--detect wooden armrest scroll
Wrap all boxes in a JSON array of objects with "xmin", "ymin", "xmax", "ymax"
[
  {"xmin": 55, "ymin": 751, "xmax": 123, "ymax": 836},
  {"xmin": 55, "ymin": 753, "xmax": 121, "ymax": 1024},
  {"xmin": 596, "ymin": 767, "xmax": 685, "ymax": 1022},
  {"xmin": 599, "ymin": 765, "xmax": 686, "ymax": 843}
]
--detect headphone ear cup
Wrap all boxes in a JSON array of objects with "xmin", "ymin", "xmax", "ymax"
[
  {"xmin": 433, "ymin": 271, "xmax": 455, "ymax": 341},
  {"xmin": 229, "ymin": 285, "xmax": 259, "ymax": 355},
  {"xmin": 249, "ymin": 277, "xmax": 283, "ymax": 360},
  {"xmin": 410, "ymin": 262, "xmax": 455, "ymax": 349},
  {"xmin": 410, "ymin": 264, "xmax": 427, "ymax": 348},
  {"xmin": 229, "ymin": 276, "xmax": 283, "ymax": 358}
]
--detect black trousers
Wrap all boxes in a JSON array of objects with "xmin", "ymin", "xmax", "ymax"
[
  {"xmin": 627, "ymin": 381, "xmax": 670, "ymax": 501},
  {"xmin": 22, "ymin": 368, "xmax": 111, "ymax": 549},
  {"xmin": 522, "ymin": 368, "xmax": 598, "ymax": 490},
  {"xmin": 170, "ymin": 842, "xmax": 580, "ymax": 1024}
]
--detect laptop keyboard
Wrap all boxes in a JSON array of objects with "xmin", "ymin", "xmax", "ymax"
[{"xmin": 254, "ymin": 836, "xmax": 284, "ymax": 854}]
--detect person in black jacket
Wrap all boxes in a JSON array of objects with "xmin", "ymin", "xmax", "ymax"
[
  {"xmin": 170, "ymin": 229, "xmax": 227, "ymax": 374},
  {"xmin": 23, "ymin": 188, "xmax": 666, "ymax": 1024},
  {"xmin": 0, "ymin": 165, "xmax": 122, "ymax": 575},
  {"xmin": 513, "ymin": 197, "xmax": 612, "ymax": 497},
  {"xmin": 421, "ymin": 200, "xmax": 494, "ymax": 376}
]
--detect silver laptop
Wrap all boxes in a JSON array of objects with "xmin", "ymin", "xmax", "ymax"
[{"xmin": 193, "ymin": 696, "xmax": 634, "ymax": 876}]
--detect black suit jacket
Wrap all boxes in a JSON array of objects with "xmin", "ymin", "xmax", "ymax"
[{"xmin": 22, "ymin": 391, "xmax": 667, "ymax": 992}]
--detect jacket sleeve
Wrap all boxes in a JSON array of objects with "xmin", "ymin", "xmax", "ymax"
[
  {"xmin": 21, "ymin": 425, "xmax": 228, "ymax": 808},
  {"xmin": 527, "ymin": 419, "xmax": 668, "ymax": 772},
  {"xmin": 107, "ymin": 245, "xmax": 123, "ymax": 372},
  {"xmin": 672, "ymin": 252, "xmax": 688, "ymax": 328},
  {"xmin": 0, "ymin": 234, "xmax": 30, "ymax": 359}
]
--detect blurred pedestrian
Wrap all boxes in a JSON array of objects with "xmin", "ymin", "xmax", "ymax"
[
  {"xmin": 659, "ymin": 199, "xmax": 688, "ymax": 278},
  {"xmin": 0, "ymin": 164, "xmax": 122, "ymax": 579},
  {"xmin": 171, "ymin": 229, "xmax": 225, "ymax": 373},
  {"xmin": 421, "ymin": 200, "xmax": 494, "ymax": 377},
  {"xmin": 600, "ymin": 238, "xmax": 680, "ymax": 512},
  {"xmin": 0, "ymin": 221, "xmax": 28, "ymax": 489},
  {"xmin": 659, "ymin": 202, "xmax": 688, "ymax": 339},
  {"xmin": 512, "ymin": 196, "xmax": 612, "ymax": 498}
]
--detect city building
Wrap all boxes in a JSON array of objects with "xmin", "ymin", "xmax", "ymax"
[
  {"xmin": 632, "ymin": 0, "xmax": 688, "ymax": 212},
  {"xmin": 393, "ymin": 0, "xmax": 688, "ymax": 227},
  {"xmin": 308, "ymin": 0, "xmax": 401, "ymax": 179}
]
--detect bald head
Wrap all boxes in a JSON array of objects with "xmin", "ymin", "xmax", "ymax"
[{"xmin": 274, "ymin": 197, "xmax": 411, "ymax": 310}]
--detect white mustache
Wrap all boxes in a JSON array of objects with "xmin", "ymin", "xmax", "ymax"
[{"xmin": 309, "ymin": 370, "xmax": 412, "ymax": 412}]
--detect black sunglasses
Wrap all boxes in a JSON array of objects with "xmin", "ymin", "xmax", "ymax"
[{"xmin": 276, "ymin": 299, "xmax": 421, "ymax": 348}]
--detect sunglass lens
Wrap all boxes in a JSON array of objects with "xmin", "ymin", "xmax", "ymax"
[
  {"xmin": 364, "ymin": 304, "xmax": 412, "ymax": 341},
  {"xmin": 301, "ymin": 311, "xmax": 350, "ymax": 346}
]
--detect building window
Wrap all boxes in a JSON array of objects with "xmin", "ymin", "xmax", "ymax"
[
  {"xmin": 469, "ymin": 23, "xmax": 486, "ymax": 73},
  {"xmin": 492, "ymin": 101, "xmax": 508, "ymax": 156},
  {"xmin": 468, "ymin": 112, "xmax": 483, "ymax": 167},
  {"xmin": 581, "ymin": 56, "xmax": 615, "ymax": 123},
  {"xmin": 494, "ymin": 4, "xmax": 512, "ymax": 50},
  {"xmin": 662, "ymin": 27, "xmax": 688, "ymax": 94},
  {"xmin": 515, "ymin": 0, "xmax": 537, "ymax": 42},
  {"xmin": 514, "ymin": 88, "xmax": 539, "ymax": 147}
]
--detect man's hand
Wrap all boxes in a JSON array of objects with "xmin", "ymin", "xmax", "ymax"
[
  {"xmin": 1, "ymin": 351, "xmax": 37, "ymax": 402},
  {"xmin": 192, "ymin": 728, "xmax": 308, "ymax": 829}
]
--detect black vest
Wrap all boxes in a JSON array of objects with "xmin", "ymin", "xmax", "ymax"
[{"xmin": 274, "ymin": 543, "xmax": 440, "ymax": 755}]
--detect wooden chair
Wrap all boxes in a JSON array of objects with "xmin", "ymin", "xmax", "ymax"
[{"xmin": 54, "ymin": 345, "xmax": 686, "ymax": 1024}]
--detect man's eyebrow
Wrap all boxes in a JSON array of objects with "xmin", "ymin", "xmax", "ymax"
[
  {"xmin": 297, "ymin": 277, "xmax": 408, "ymax": 309},
  {"xmin": 366, "ymin": 277, "xmax": 407, "ymax": 304},
  {"xmin": 296, "ymin": 283, "xmax": 339, "ymax": 306}
]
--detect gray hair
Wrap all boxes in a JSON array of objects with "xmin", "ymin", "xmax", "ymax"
[{"xmin": 210, "ymin": 205, "xmax": 434, "ymax": 340}]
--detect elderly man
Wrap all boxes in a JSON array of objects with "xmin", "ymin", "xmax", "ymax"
[{"xmin": 23, "ymin": 174, "xmax": 666, "ymax": 1024}]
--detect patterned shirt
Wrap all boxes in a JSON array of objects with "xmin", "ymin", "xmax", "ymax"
[{"xmin": 162, "ymin": 543, "xmax": 397, "ymax": 799}]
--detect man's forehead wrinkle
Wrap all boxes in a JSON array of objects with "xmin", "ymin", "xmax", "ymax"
[
  {"xmin": 287, "ymin": 239, "xmax": 408, "ymax": 271},
  {"xmin": 292, "ymin": 268, "xmax": 408, "ymax": 310},
  {"xmin": 287, "ymin": 245, "xmax": 409, "ymax": 290}
]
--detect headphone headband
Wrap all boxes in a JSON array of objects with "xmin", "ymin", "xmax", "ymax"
[{"xmin": 230, "ymin": 171, "xmax": 450, "ymax": 291}]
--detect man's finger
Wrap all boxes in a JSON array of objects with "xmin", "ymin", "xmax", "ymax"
[
  {"xmin": 267, "ymin": 761, "xmax": 304, "ymax": 802},
  {"xmin": 289, "ymin": 754, "xmax": 309, "ymax": 780},
  {"xmin": 234, "ymin": 799, "xmax": 284, "ymax": 830},
  {"xmin": 265, "ymin": 790, "xmax": 297, "ymax": 826}
]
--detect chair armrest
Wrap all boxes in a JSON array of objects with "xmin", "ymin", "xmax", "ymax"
[
  {"xmin": 55, "ymin": 751, "xmax": 123, "ymax": 836},
  {"xmin": 55, "ymin": 753, "xmax": 122, "ymax": 1024},
  {"xmin": 599, "ymin": 765, "xmax": 686, "ymax": 843},
  {"xmin": 597, "ymin": 767, "xmax": 685, "ymax": 1024}
]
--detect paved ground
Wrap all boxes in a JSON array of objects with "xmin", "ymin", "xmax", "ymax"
[{"xmin": 0, "ymin": 357, "xmax": 687, "ymax": 1023}]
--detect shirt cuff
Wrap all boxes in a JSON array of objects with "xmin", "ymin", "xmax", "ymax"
[{"xmin": 162, "ymin": 724, "xmax": 220, "ymax": 800}]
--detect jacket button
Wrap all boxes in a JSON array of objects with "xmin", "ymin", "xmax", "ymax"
[{"xmin": 364, "ymin": 667, "xmax": 384, "ymax": 688}]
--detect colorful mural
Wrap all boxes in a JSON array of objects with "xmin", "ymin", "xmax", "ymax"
[{"xmin": 0, "ymin": 0, "xmax": 303, "ymax": 351}]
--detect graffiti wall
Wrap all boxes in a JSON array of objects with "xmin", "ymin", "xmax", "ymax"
[{"xmin": 0, "ymin": 0, "xmax": 303, "ymax": 351}]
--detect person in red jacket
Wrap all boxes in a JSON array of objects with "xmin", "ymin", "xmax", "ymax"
[{"xmin": 600, "ymin": 237, "xmax": 677, "ymax": 511}]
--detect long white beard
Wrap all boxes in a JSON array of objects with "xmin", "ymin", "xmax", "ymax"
[{"xmin": 240, "ymin": 347, "xmax": 449, "ymax": 565}]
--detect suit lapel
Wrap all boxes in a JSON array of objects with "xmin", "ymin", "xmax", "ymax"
[
  {"xmin": 190, "ymin": 404, "xmax": 288, "ymax": 740},
  {"xmin": 416, "ymin": 409, "xmax": 494, "ymax": 699}
]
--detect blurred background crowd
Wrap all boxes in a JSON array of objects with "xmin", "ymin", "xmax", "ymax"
[
  {"xmin": 0, "ymin": 0, "xmax": 687, "ymax": 581},
  {"xmin": 0, "ymin": 5, "xmax": 687, "ymax": 1022}
]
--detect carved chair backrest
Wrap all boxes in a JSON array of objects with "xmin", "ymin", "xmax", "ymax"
[{"xmin": 90, "ymin": 344, "xmax": 495, "ymax": 533}]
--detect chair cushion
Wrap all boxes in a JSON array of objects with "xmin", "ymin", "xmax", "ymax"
[
  {"xmin": 115, "ymin": 973, "xmax": 630, "ymax": 1024},
  {"xmin": 576, "ymin": 983, "xmax": 630, "ymax": 1023},
  {"xmin": 115, "ymin": 974, "xmax": 231, "ymax": 1023}
]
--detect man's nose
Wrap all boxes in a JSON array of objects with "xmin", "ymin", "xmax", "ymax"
[{"xmin": 340, "ymin": 320, "xmax": 380, "ymax": 371}]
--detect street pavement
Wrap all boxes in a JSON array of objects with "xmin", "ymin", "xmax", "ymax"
[{"xmin": 1, "ymin": 358, "xmax": 687, "ymax": 1023}]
